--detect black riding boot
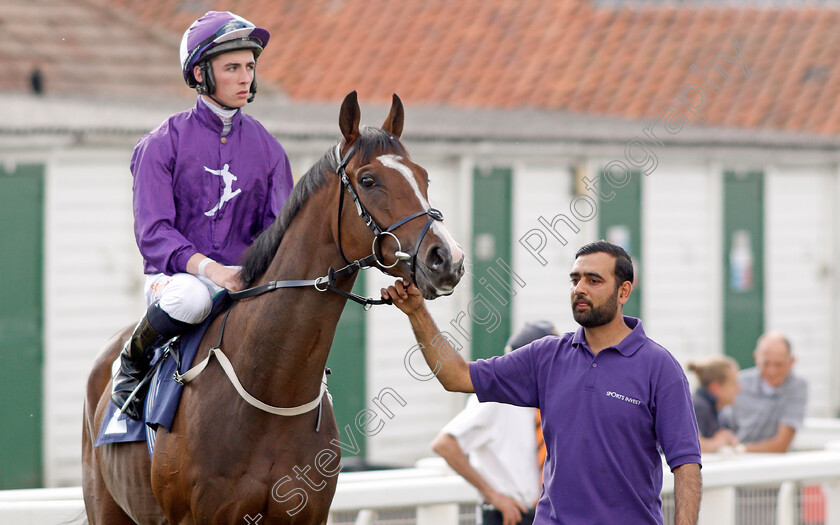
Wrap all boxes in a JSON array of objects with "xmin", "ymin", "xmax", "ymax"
[{"xmin": 111, "ymin": 303, "xmax": 188, "ymax": 420}]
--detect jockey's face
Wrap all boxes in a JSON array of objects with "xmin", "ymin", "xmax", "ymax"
[{"xmin": 195, "ymin": 49, "xmax": 255, "ymax": 109}]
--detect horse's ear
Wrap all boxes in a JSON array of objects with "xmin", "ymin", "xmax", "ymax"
[
  {"xmin": 339, "ymin": 91, "xmax": 361, "ymax": 145},
  {"xmin": 382, "ymin": 93, "xmax": 404, "ymax": 139}
]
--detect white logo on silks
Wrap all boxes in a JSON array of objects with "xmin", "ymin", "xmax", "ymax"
[
  {"xmin": 204, "ymin": 164, "xmax": 242, "ymax": 217},
  {"xmin": 606, "ymin": 390, "xmax": 642, "ymax": 406}
]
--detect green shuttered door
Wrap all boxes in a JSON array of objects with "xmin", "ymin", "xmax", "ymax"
[
  {"xmin": 0, "ymin": 164, "xmax": 44, "ymax": 488},
  {"xmin": 471, "ymin": 167, "xmax": 513, "ymax": 360},
  {"xmin": 597, "ymin": 170, "xmax": 642, "ymax": 318},
  {"xmin": 723, "ymin": 171, "xmax": 764, "ymax": 369},
  {"xmin": 326, "ymin": 273, "xmax": 367, "ymax": 459}
]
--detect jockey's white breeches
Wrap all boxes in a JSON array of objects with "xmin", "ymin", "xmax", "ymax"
[{"xmin": 144, "ymin": 273, "xmax": 226, "ymax": 325}]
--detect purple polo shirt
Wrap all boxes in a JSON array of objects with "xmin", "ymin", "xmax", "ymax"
[
  {"xmin": 131, "ymin": 97, "xmax": 293, "ymax": 275},
  {"xmin": 469, "ymin": 317, "xmax": 701, "ymax": 524}
]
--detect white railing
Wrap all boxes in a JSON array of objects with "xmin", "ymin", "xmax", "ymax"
[
  {"xmin": 3, "ymin": 430, "xmax": 840, "ymax": 525},
  {"xmin": 675, "ymin": 444, "xmax": 840, "ymax": 525},
  {"xmin": 327, "ymin": 447, "xmax": 840, "ymax": 525},
  {"xmin": 793, "ymin": 418, "xmax": 840, "ymax": 450},
  {"xmin": 0, "ymin": 487, "xmax": 84, "ymax": 525}
]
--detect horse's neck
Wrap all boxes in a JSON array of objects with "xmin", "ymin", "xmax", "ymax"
[{"xmin": 229, "ymin": 188, "xmax": 355, "ymax": 401}]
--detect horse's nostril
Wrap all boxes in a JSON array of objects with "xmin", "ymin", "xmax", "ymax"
[{"xmin": 426, "ymin": 245, "xmax": 448, "ymax": 271}]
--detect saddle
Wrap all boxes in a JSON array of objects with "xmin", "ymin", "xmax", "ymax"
[{"xmin": 94, "ymin": 292, "xmax": 233, "ymax": 456}]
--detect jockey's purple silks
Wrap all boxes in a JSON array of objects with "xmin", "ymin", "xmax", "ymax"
[{"xmin": 131, "ymin": 97, "xmax": 293, "ymax": 275}]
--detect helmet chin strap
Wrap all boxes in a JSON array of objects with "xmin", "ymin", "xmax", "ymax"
[{"xmin": 205, "ymin": 93, "xmax": 238, "ymax": 111}]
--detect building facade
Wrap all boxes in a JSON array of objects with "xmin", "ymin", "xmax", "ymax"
[{"xmin": 3, "ymin": 94, "xmax": 839, "ymax": 485}]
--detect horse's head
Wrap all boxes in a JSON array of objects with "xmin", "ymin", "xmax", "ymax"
[{"xmin": 333, "ymin": 91, "xmax": 465, "ymax": 299}]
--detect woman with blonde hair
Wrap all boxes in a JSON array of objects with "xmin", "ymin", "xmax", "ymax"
[{"xmin": 688, "ymin": 356, "xmax": 741, "ymax": 453}]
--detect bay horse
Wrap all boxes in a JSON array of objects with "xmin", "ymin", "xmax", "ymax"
[{"xmin": 82, "ymin": 91, "xmax": 465, "ymax": 524}]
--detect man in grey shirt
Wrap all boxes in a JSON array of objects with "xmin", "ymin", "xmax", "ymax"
[{"xmin": 727, "ymin": 331, "xmax": 808, "ymax": 452}]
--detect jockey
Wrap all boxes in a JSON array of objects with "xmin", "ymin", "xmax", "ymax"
[{"xmin": 111, "ymin": 11, "xmax": 294, "ymax": 420}]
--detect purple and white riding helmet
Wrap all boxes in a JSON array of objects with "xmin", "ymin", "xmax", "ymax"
[{"xmin": 179, "ymin": 11, "xmax": 270, "ymax": 100}]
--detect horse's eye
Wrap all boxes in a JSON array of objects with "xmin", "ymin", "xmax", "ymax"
[{"xmin": 360, "ymin": 176, "xmax": 376, "ymax": 188}]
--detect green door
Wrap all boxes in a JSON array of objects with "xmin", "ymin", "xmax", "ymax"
[
  {"xmin": 471, "ymin": 167, "xmax": 513, "ymax": 360},
  {"xmin": 0, "ymin": 164, "xmax": 44, "ymax": 488},
  {"xmin": 723, "ymin": 171, "xmax": 764, "ymax": 369},
  {"xmin": 326, "ymin": 273, "xmax": 367, "ymax": 460},
  {"xmin": 597, "ymin": 169, "xmax": 642, "ymax": 318}
]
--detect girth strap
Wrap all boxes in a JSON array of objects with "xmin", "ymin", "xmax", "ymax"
[
  {"xmin": 172, "ymin": 308, "xmax": 329, "ymax": 417},
  {"xmin": 174, "ymin": 347, "xmax": 328, "ymax": 417}
]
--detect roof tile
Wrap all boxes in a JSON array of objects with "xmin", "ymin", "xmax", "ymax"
[{"xmin": 6, "ymin": 0, "xmax": 840, "ymax": 135}]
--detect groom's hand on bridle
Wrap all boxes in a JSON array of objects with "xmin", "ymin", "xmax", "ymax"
[{"xmin": 381, "ymin": 278, "xmax": 424, "ymax": 315}]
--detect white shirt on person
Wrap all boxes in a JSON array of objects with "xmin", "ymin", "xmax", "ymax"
[{"xmin": 441, "ymin": 394, "xmax": 541, "ymax": 506}]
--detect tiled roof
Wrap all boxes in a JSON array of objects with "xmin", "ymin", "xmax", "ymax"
[
  {"xmin": 7, "ymin": 1, "xmax": 840, "ymax": 135},
  {"xmin": 0, "ymin": 0, "xmax": 190, "ymax": 100}
]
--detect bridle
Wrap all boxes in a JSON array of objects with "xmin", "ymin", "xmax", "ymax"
[
  {"xmin": 228, "ymin": 141, "xmax": 445, "ymax": 309},
  {"xmin": 334, "ymin": 143, "xmax": 444, "ymax": 280},
  {"xmin": 169, "ymin": 141, "xmax": 447, "ymax": 420}
]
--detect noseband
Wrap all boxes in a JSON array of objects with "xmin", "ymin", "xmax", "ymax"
[
  {"xmin": 334, "ymin": 143, "xmax": 444, "ymax": 282},
  {"xmin": 229, "ymin": 142, "xmax": 445, "ymax": 308}
]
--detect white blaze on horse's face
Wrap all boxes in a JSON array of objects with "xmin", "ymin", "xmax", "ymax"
[
  {"xmin": 376, "ymin": 154, "xmax": 464, "ymax": 267},
  {"xmin": 431, "ymin": 222, "xmax": 464, "ymax": 265},
  {"xmin": 377, "ymin": 154, "xmax": 428, "ymax": 209}
]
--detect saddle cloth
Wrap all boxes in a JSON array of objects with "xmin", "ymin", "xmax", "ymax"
[{"xmin": 94, "ymin": 292, "xmax": 232, "ymax": 458}]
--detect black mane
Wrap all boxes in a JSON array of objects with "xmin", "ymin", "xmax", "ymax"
[{"xmin": 239, "ymin": 127, "xmax": 408, "ymax": 287}]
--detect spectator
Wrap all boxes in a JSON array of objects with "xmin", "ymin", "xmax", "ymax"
[
  {"xmin": 727, "ymin": 331, "xmax": 808, "ymax": 453},
  {"xmin": 382, "ymin": 241, "xmax": 702, "ymax": 525},
  {"xmin": 431, "ymin": 321, "xmax": 557, "ymax": 525},
  {"xmin": 687, "ymin": 356, "xmax": 740, "ymax": 452}
]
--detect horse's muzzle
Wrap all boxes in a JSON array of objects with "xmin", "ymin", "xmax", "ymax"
[{"xmin": 415, "ymin": 242, "xmax": 465, "ymax": 299}]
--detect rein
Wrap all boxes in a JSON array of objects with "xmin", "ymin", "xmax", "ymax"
[
  {"xmin": 171, "ymin": 141, "xmax": 446, "ymax": 420},
  {"xmin": 228, "ymin": 259, "xmax": 387, "ymax": 309}
]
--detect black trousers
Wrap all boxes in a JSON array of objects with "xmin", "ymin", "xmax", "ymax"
[{"xmin": 480, "ymin": 504, "xmax": 536, "ymax": 525}]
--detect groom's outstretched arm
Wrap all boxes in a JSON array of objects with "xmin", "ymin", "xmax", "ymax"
[{"xmin": 381, "ymin": 279, "xmax": 475, "ymax": 393}]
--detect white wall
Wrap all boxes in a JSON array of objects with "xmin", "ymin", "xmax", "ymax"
[
  {"xmin": 26, "ymin": 138, "xmax": 840, "ymax": 488},
  {"xmin": 643, "ymin": 160, "xmax": 721, "ymax": 367},
  {"xmin": 765, "ymin": 165, "xmax": 836, "ymax": 417},
  {"xmin": 43, "ymin": 149, "xmax": 145, "ymax": 486},
  {"xmin": 511, "ymin": 161, "xmax": 581, "ymax": 335},
  {"xmin": 641, "ymin": 158, "xmax": 839, "ymax": 418}
]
